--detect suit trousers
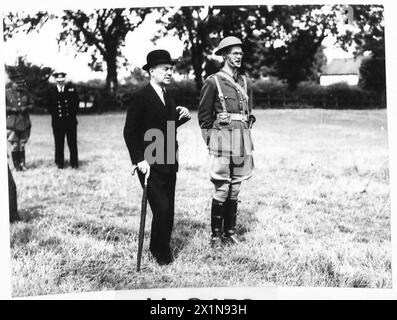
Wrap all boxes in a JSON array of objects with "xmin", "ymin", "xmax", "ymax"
[
  {"xmin": 137, "ymin": 169, "xmax": 176, "ymax": 262},
  {"xmin": 52, "ymin": 121, "xmax": 78, "ymax": 167}
]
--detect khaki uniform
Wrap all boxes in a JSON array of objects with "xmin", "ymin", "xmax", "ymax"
[
  {"xmin": 6, "ymin": 87, "xmax": 33, "ymax": 150},
  {"xmin": 198, "ymin": 70, "xmax": 254, "ymax": 201}
]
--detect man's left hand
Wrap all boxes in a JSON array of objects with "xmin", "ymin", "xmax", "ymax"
[{"xmin": 176, "ymin": 106, "xmax": 191, "ymax": 121}]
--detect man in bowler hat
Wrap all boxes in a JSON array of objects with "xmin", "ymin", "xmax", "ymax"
[
  {"xmin": 124, "ymin": 49, "xmax": 191, "ymax": 265},
  {"xmin": 46, "ymin": 72, "xmax": 80, "ymax": 169}
]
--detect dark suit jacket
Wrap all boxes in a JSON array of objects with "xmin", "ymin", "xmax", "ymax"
[
  {"xmin": 123, "ymin": 83, "xmax": 190, "ymax": 174},
  {"xmin": 46, "ymin": 83, "xmax": 79, "ymax": 126}
]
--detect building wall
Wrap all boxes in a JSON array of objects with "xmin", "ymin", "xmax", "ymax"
[{"xmin": 320, "ymin": 74, "xmax": 359, "ymax": 86}]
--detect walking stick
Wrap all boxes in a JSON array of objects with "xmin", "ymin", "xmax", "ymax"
[{"xmin": 132, "ymin": 165, "xmax": 150, "ymax": 272}]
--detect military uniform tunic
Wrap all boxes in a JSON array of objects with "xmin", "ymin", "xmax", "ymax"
[
  {"xmin": 198, "ymin": 70, "xmax": 254, "ymax": 191},
  {"xmin": 6, "ymin": 87, "xmax": 33, "ymax": 145}
]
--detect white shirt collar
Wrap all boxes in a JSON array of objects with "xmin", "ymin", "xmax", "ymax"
[
  {"xmin": 57, "ymin": 84, "xmax": 65, "ymax": 92},
  {"xmin": 150, "ymin": 79, "xmax": 166, "ymax": 105}
]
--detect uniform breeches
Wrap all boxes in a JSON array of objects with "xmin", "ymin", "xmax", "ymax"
[
  {"xmin": 7, "ymin": 129, "xmax": 30, "ymax": 151},
  {"xmin": 52, "ymin": 122, "xmax": 78, "ymax": 167},
  {"xmin": 137, "ymin": 169, "xmax": 176, "ymax": 261},
  {"xmin": 209, "ymin": 154, "xmax": 254, "ymax": 202}
]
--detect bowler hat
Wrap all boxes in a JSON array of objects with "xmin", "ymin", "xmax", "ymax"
[
  {"xmin": 214, "ymin": 36, "xmax": 243, "ymax": 56},
  {"xmin": 142, "ymin": 49, "xmax": 176, "ymax": 71}
]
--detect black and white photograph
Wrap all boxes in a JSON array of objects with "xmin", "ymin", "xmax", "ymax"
[{"xmin": 0, "ymin": 0, "xmax": 395, "ymax": 300}]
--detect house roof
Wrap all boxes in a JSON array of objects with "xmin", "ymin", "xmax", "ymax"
[{"xmin": 322, "ymin": 58, "xmax": 362, "ymax": 76}]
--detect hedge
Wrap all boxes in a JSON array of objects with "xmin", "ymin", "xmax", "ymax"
[{"xmin": 26, "ymin": 78, "xmax": 386, "ymax": 114}]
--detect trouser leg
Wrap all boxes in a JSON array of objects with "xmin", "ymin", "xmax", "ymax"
[
  {"xmin": 10, "ymin": 141, "xmax": 22, "ymax": 171},
  {"xmin": 53, "ymin": 125, "xmax": 65, "ymax": 168},
  {"xmin": 19, "ymin": 138, "xmax": 27, "ymax": 170},
  {"xmin": 8, "ymin": 165, "xmax": 20, "ymax": 223},
  {"xmin": 138, "ymin": 170, "xmax": 175, "ymax": 264},
  {"xmin": 165, "ymin": 173, "xmax": 176, "ymax": 246},
  {"xmin": 66, "ymin": 124, "xmax": 78, "ymax": 168}
]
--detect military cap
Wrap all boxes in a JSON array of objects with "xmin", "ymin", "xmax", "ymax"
[
  {"xmin": 9, "ymin": 72, "xmax": 25, "ymax": 82},
  {"xmin": 142, "ymin": 49, "xmax": 176, "ymax": 71},
  {"xmin": 214, "ymin": 36, "xmax": 243, "ymax": 56},
  {"xmin": 53, "ymin": 72, "xmax": 67, "ymax": 80}
]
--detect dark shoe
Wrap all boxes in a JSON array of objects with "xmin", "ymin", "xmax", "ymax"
[
  {"xmin": 211, "ymin": 199, "xmax": 225, "ymax": 248},
  {"xmin": 19, "ymin": 150, "xmax": 27, "ymax": 171},
  {"xmin": 151, "ymin": 248, "xmax": 172, "ymax": 266},
  {"xmin": 156, "ymin": 256, "xmax": 172, "ymax": 266},
  {"xmin": 224, "ymin": 234, "xmax": 239, "ymax": 245},
  {"xmin": 11, "ymin": 151, "xmax": 22, "ymax": 171},
  {"xmin": 211, "ymin": 235, "xmax": 222, "ymax": 249},
  {"xmin": 153, "ymin": 253, "xmax": 172, "ymax": 266},
  {"xmin": 223, "ymin": 199, "xmax": 239, "ymax": 244}
]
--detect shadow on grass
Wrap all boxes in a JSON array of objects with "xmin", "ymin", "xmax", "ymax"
[
  {"xmin": 236, "ymin": 204, "xmax": 260, "ymax": 239},
  {"xmin": 26, "ymin": 159, "xmax": 54, "ymax": 169},
  {"xmin": 171, "ymin": 217, "xmax": 207, "ymax": 258},
  {"xmin": 27, "ymin": 159, "xmax": 91, "ymax": 170},
  {"xmin": 18, "ymin": 205, "xmax": 45, "ymax": 223}
]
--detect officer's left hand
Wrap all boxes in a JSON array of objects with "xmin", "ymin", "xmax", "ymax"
[{"xmin": 176, "ymin": 106, "xmax": 191, "ymax": 120}]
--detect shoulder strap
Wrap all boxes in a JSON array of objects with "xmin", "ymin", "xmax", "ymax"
[
  {"xmin": 213, "ymin": 75, "xmax": 228, "ymax": 113},
  {"xmin": 242, "ymin": 75, "xmax": 247, "ymax": 92},
  {"xmin": 218, "ymin": 70, "xmax": 249, "ymax": 102}
]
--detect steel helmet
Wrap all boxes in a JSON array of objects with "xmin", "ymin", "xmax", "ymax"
[{"xmin": 214, "ymin": 36, "xmax": 243, "ymax": 56}]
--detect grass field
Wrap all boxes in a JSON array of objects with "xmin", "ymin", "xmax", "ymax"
[{"xmin": 8, "ymin": 109, "xmax": 391, "ymax": 297}]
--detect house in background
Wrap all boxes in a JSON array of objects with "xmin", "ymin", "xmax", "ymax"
[{"xmin": 320, "ymin": 57, "xmax": 363, "ymax": 86}]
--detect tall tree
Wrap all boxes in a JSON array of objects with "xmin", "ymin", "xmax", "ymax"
[
  {"xmin": 158, "ymin": 5, "xmax": 340, "ymax": 89},
  {"xmin": 337, "ymin": 5, "xmax": 385, "ymax": 98},
  {"xmin": 3, "ymin": 8, "xmax": 151, "ymax": 93}
]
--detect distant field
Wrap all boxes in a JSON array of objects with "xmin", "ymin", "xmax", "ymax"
[{"xmin": 8, "ymin": 109, "xmax": 391, "ymax": 297}]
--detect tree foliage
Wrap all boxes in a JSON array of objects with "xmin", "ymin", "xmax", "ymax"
[
  {"xmin": 3, "ymin": 8, "xmax": 151, "ymax": 93},
  {"xmin": 159, "ymin": 5, "xmax": 340, "ymax": 90},
  {"xmin": 337, "ymin": 5, "xmax": 385, "ymax": 94}
]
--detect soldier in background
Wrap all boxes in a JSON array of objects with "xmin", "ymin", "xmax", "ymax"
[
  {"xmin": 6, "ymin": 73, "xmax": 34, "ymax": 171},
  {"xmin": 46, "ymin": 72, "xmax": 80, "ymax": 169}
]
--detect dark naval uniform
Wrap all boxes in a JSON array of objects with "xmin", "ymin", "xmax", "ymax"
[
  {"xmin": 198, "ymin": 69, "xmax": 255, "ymax": 245},
  {"xmin": 46, "ymin": 83, "xmax": 79, "ymax": 168},
  {"xmin": 6, "ymin": 84, "xmax": 34, "ymax": 171}
]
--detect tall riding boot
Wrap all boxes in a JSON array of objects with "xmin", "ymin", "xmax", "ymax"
[
  {"xmin": 224, "ymin": 199, "xmax": 239, "ymax": 244},
  {"xmin": 211, "ymin": 199, "xmax": 225, "ymax": 248},
  {"xmin": 11, "ymin": 151, "xmax": 22, "ymax": 171},
  {"xmin": 19, "ymin": 150, "xmax": 27, "ymax": 171}
]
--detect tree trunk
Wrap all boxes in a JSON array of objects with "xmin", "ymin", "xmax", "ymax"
[
  {"xmin": 105, "ymin": 55, "xmax": 118, "ymax": 94},
  {"xmin": 191, "ymin": 45, "xmax": 204, "ymax": 90}
]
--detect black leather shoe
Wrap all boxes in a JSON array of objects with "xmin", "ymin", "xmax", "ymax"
[
  {"xmin": 223, "ymin": 234, "xmax": 240, "ymax": 245},
  {"xmin": 151, "ymin": 249, "xmax": 172, "ymax": 266},
  {"xmin": 211, "ymin": 235, "xmax": 222, "ymax": 249}
]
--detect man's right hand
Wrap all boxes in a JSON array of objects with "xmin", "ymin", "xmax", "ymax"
[{"xmin": 137, "ymin": 160, "xmax": 150, "ymax": 175}]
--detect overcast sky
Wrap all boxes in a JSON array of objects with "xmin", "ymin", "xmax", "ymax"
[{"xmin": 2, "ymin": 6, "xmax": 354, "ymax": 83}]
